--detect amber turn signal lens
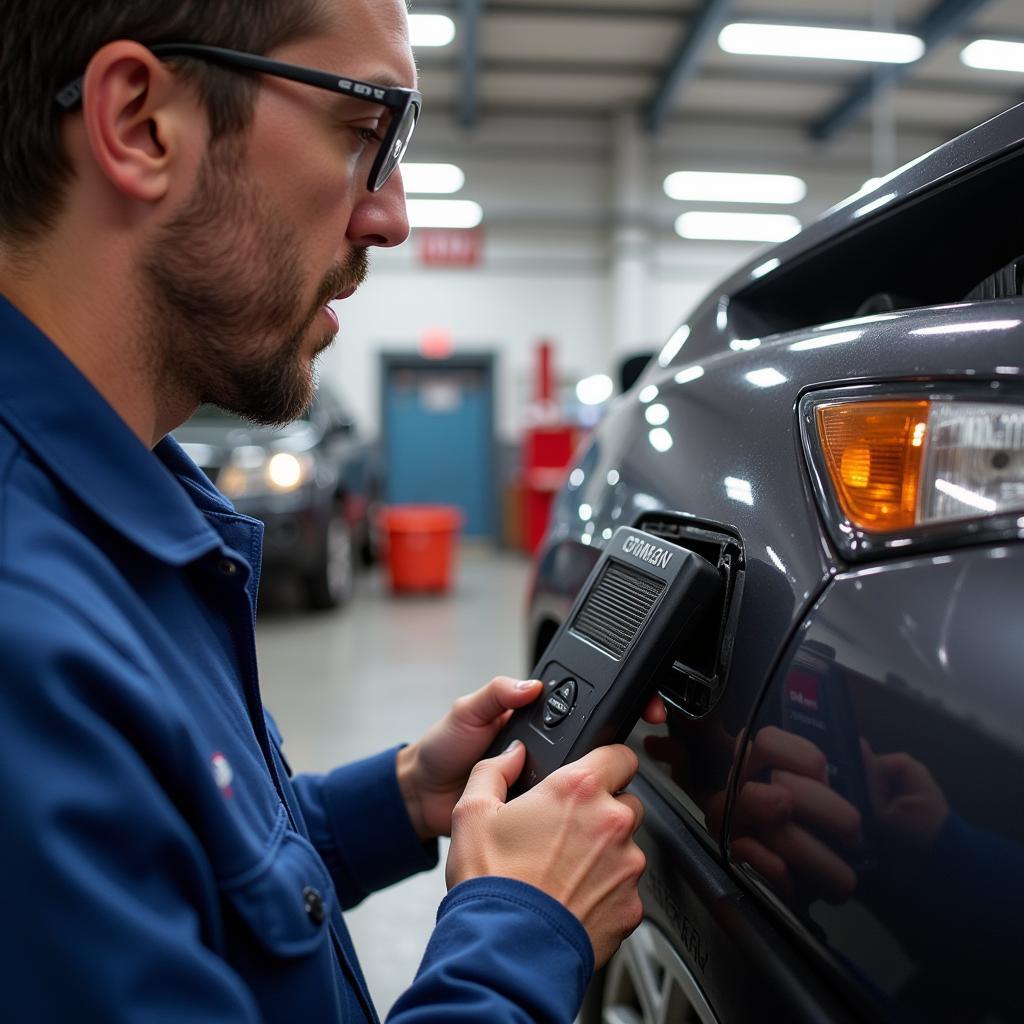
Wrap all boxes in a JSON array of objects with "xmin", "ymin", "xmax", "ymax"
[{"xmin": 815, "ymin": 401, "xmax": 930, "ymax": 531}]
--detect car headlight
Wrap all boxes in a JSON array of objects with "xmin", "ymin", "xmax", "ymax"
[
  {"xmin": 218, "ymin": 450, "xmax": 315, "ymax": 498},
  {"xmin": 801, "ymin": 385, "xmax": 1024, "ymax": 558}
]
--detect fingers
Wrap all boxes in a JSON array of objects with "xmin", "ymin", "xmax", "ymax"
[
  {"xmin": 451, "ymin": 677, "xmax": 543, "ymax": 728},
  {"xmin": 459, "ymin": 739, "xmax": 526, "ymax": 808},
  {"xmin": 640, "ymin": 693, "xmax": 667, "ymax": 725},
  {"xmin": 730, "ymin": 781, "xmax": 794, "ymax": 834},
  {"xmin": 617, "ymin": 793, "xmax": 645, "ymax": 835},
  {"xmin": 769, "ymin": 822, "xmax": 857, "ymax": 903},
  {"xmin": 732, "ymin": 837, "xmax": 793, "ymax": 901},
  {"xmin": 771, "ymin": 770, "xmax": 861, "ymax": 848},
  {"xmin": 555, "ymin": 744, "xmax": 639, "ymax": 799},
  {"xmin": 744, "ymin": 726, "xmax": 828, "ymax": 783}
]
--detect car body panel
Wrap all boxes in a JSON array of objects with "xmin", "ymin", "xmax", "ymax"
[
  {"xmin": 731, "ymin": 546, "xmax": 1024, "ymax": 1022},
  {"xmin": 633, "ymin": 773, "xmax": 863, "ymax": 1024},
  {"xmin": 538, "ymin": 300, "xmax": 1024, "ymax": 847}
]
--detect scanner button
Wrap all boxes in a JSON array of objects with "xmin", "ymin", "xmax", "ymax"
[
  {"xmin": 555, "ymin": 680, "xmax": 578, "ymax": 705},
  {"xmin": 543, "ymin": 678, "xmax": 579, "ymax": 729}
]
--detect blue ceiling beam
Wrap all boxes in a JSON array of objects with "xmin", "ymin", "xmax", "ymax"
[
  {"xmin": 644, "ymin": 0, "xmax": 734, "ymax": 134},
  {"xmin": 810, "ymin": 0, "xmax": 995, "ymax": 143},
  {"xmin": 459, "ymin": 0, "xmax": 486, "ymax": 129}
]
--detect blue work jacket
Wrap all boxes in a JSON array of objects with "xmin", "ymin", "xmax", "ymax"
[{"xmin": 0, "ymin": 296, "xmax": 593, "ymax": 1022}]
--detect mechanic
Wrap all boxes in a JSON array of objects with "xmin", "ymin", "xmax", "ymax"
[{"xmin": 0, "ymin": 2, "xmax": 661, "ymax": 1021}]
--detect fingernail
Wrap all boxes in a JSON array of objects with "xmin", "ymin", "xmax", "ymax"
[
  {"xmin": 515, "ymin": 679, "xmax": 540, "ymax": 691},
  {"xmin": 504, "ymin": 739, "xmax": 522, "ymax": 755}
]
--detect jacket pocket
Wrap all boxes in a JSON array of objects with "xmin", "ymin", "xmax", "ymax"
[{"xmin": 219, "ymin": 805, "xmax": 335, "ymax": 957}]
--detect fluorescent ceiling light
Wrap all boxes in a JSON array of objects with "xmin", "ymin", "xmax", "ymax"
[
  {"xmin": 674, "ymin": 365, "xmax": 705, "ymax": 384},
  {"xmin": 409, "ymin": 14, "xmax": 456, "ymax": 47},
  {"xmin": 961, "ymin": 39, "xmax": 1024, "ymax": 73},
  {"xmin": 724, "ymin": 477, "xmax": 754, "ymax": 505},
  {"xmin": 788, "ymin": 329, "xmax": 863, "ymax": 351},
  {"xmin": 853, "ymin": 192, "xmax": 898, "ymax": 219},
  {"xmin": 407, "ymin": 200, "xmax": 483, "ymax": 229},
  {"xmin": 745, "ymin": 367, "xmax": 788, "ymax": 388},
  {"xmin": 657, "ymin": 325, "xmax": 690, "ymax": 366},
  {"xmin": 676, "ymin": 211, "xmax": 800, "ymax": 243},
  {"xmin": 401, "ymin": 163, "xmax": 465, "ymax": 194},
  {"xmin": 910, "ymin": 320, "xmax": 1021, "ymax": 337},
  {"xmin": 934, "ymin": 478, "xmax": 997, "ymax": 513},
  {"xmin": 664, "ymin": 171, "xmax": 806, "ymax": 205},
  {"xmin": 576, "ymin": 374, "xmax": 614, "ymax": 406},
  {"xmin": 645, "ymin": 404, "xmax": 670, "ymax": 426},
  {"xmin": 751, "ymin": 258, "xmax": 781, "ymax": 280},
  {"xmin": 719, "ymin": 22, "xmax": 925, "ymax": 63},
  {"xmin": 649, "ymin": 428, "xmax": 674, "ymax": 453}
]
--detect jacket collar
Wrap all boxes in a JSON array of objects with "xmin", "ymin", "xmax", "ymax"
[{"xmin": 0, "ymin": 294, "xmax": 226, "ymax": 566}]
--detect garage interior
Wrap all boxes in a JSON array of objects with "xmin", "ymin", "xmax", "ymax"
[{"xmin": 241, "ymin": 0, "xmax": 1024, "ymax": 1017}]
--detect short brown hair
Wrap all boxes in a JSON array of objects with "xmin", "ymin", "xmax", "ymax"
[{"xmin": 0, "ymin": 0, "xmax": 330, "ymax": 243}]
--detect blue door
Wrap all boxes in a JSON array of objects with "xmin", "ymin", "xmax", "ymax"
[{"xmin": 383, "ymin": 359, "xmax": 494, "ymax": 537}]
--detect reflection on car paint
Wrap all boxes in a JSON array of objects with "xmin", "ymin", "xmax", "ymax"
[{"xmin": 727, "ymin": 550, "xmax": 1024, "ymax": 1022}]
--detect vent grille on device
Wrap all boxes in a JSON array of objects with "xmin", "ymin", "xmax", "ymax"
[{"xmin": 570, "ymin": 561, "xmax": 665, "ymax": 658}]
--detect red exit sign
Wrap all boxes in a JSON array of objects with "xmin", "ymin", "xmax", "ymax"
[{"xmin": 417, "ymin": 228, "xmax": 484, "ymax": 267}]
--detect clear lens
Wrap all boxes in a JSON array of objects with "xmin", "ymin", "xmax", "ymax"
[
  {"xmin": 375, "ymin": 102, "xmax": 417, "ymax": 189},
  {"xmin": 919, "ymin": 402, "xmax": 1024, "ymax": 523}
]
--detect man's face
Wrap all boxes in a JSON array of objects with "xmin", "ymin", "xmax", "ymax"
[{"xmin": 142, "ymin": 0, "xmax": 415, "ymax": 426}]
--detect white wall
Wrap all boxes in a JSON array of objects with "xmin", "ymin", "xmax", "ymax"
[{"xmin": 321, "ymin": 233, "xmax": 755, "ymax": 442}]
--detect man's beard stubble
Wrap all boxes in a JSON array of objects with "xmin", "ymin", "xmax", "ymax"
[{"xmin": 141, "ymin": 137, "xmax": 369, "ymax": 426}]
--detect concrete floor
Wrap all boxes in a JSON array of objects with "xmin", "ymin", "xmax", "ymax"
[{"xmin": 255, "ymin": 545, "xmax": 533, "ymax": 1017}]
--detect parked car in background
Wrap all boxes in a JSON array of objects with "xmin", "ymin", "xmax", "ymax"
[
  {"xmin": 532, "ymin": 103, "xmax": 1024, "ymax": 1023},
  {"xmin": 176, "ymin": 386, "xmax": 380, "ymax": 610}
]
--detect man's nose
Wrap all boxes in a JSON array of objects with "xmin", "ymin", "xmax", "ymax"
[{"xmin": 346, "ymin": 167, "xmax": 410, "ymax": 249}]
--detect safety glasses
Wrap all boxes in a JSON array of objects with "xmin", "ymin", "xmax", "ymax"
[{"xmin": 56, "ymin": 42, "xmax": 421, "ymax": 193}]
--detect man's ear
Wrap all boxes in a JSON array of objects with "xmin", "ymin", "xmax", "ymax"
[{"xmin": 78, "ymin": 41, "xmax": 201, "ymax": 204}]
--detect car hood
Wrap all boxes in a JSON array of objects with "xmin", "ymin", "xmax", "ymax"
[{"xmin": 174, "ymin": 420, "xmax": 319, "ymax": 468}]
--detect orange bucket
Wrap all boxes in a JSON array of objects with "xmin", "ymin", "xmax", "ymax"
[{"xmin": 378, "ymin": 505, "xmax": 463, "ymax": 593}]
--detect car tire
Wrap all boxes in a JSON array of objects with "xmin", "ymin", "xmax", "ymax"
[
  {"xmin": 305, "ymin": 512, "xmax": 354, "ymax": 610},
  {"xmin": 359, "ymin": 497, "xmax": 382, "ymax": 566},
  {"xmin": 579, "ymin": 921, "xmax": 718, "ymax": 1024}
]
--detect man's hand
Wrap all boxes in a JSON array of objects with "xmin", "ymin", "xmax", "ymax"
[
  {"xmin": 446, "ymin": 740, "xmax": 646, "ymax": 968},
  {"xmin": 710, "ymin": 726, "xmax": 862, "ymax": 904},
  {"xmin": 396, "ymin": 675, "xmax": 668, "ymax": 841},
  {"xmin": 861, "ymin": 739, "xmax": 949, "ymax": 859}
]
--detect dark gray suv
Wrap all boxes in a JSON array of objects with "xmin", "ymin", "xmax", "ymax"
[
  {"xmin": 531, "ymin": 103, "xmax": 1024, "ymax": 1023},
  {"xmin": 175, "ymin": 386, "xmax": 379, "ymax": 610}
]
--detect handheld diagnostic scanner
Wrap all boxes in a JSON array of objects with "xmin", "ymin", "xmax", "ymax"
[{"xmin": 491, "ymin": 526, "xmax": 722, "ymax": 795}]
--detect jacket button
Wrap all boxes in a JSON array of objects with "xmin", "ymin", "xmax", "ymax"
[
  {"xmin": 303, "ymin": 886, "xmax": 326, "ymax": 926},
  {"xmin": 218, "ymin": 559, "xmax": 239, "ymax": 577}
]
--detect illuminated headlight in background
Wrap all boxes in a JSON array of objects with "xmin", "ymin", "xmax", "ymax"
[
  {"xmin": 218, "ymin": 451, "xmax": 315, "ymax": 498},
  {"xmin": 268, "ymin": 453, "xmax": 305, "ymax": 491}
]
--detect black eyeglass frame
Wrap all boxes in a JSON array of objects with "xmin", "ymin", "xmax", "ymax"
[{"xmin": 55, "ymin": 42, "xmax": 422, "ymax": 192}]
